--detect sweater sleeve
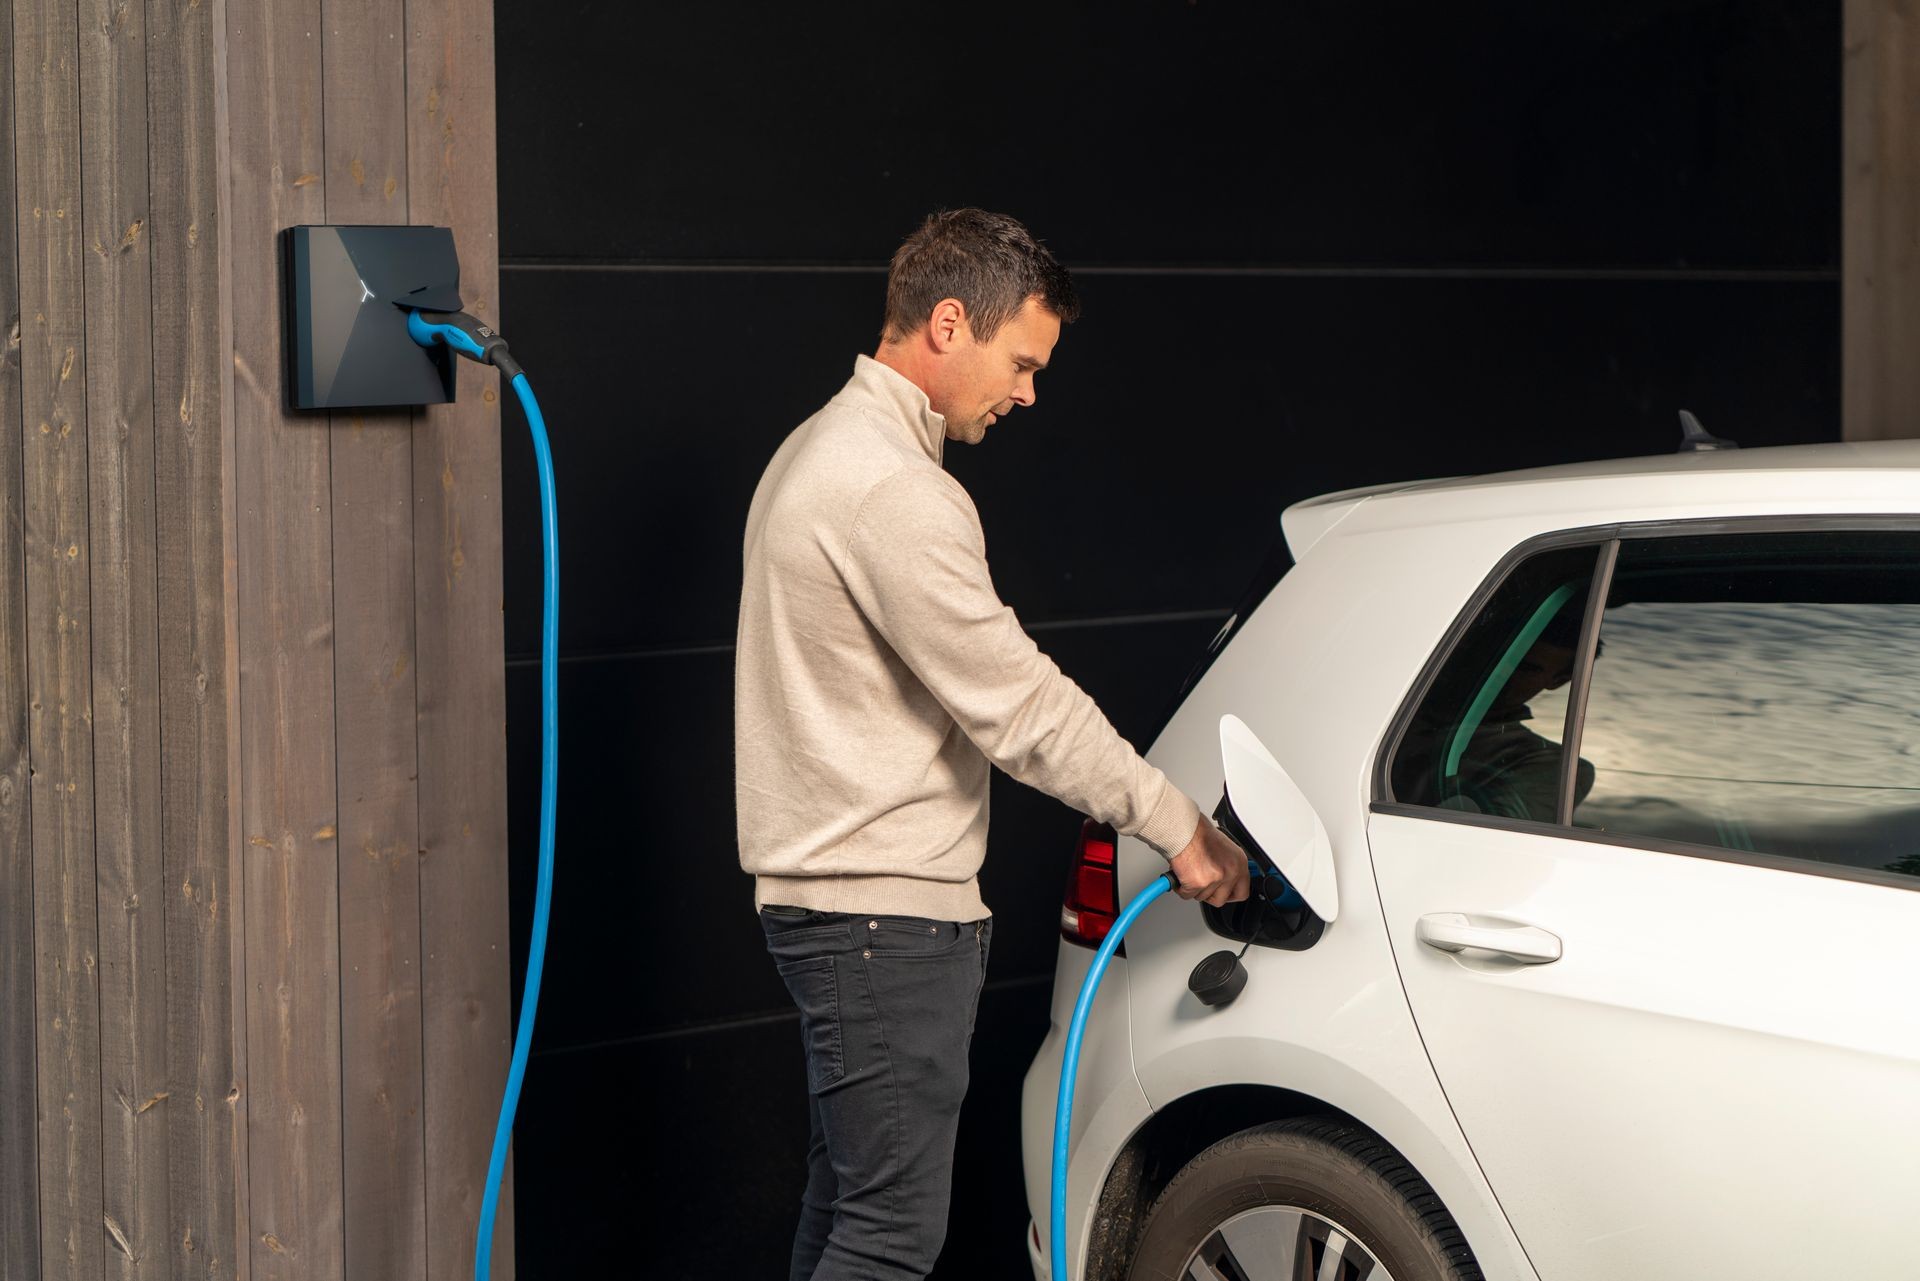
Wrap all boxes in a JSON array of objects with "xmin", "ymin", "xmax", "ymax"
[{"xmin": 842, "ymin": 468, "xmax": 1202, "ymax": 859}]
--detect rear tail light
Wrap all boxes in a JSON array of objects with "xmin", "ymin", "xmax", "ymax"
[{"xmin": 1059, "ymin": 818, "xmax": 1118, "ymax": 947}]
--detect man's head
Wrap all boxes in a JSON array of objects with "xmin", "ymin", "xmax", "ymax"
[
  {"xmin": 875, "ymin": 209, "xmax": 1080, "ymax": 445},
  {"xmin": 1497, "ymin": 638, "xmax": 1578, "ymax": 718},
  {"xmin": 1491, "ymin": 600, "xmax": 1599, "ymax": 719}
]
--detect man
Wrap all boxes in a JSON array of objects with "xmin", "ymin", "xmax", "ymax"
[
  {"xmin": 735, "ymin": 208, "xmax": 1250, "ymax": 1281},
  {"xmin": 1453, "ymin": 611, "xmax": 1598, "ymax": 823}
]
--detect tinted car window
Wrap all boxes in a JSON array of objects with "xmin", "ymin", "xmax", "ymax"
[
  {"xmin": 1389, "ymin": 544, "xmax": 1603, "ymax": 822},
  {"xmin": 1573, "ymin": 530, "xmax": 1920, "ymax": 881}
]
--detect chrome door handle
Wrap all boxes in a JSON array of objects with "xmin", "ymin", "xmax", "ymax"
[{"xmin": 1416, "ymin": 912, "xmax": 1562, "ymax": 964}]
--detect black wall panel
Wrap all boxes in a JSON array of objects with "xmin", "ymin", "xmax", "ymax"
[
  {"xmin": 502, "ymin": 614, "xmax": 1227, "ymax": 1050},
  {"xmin": 496, "ymin": 2, "xmax": 1836, "ymax": 269},
  {"xmin": 491, "ymin": 2, "xmax": 1841, "ymax": 1277},
  {"xmin": 499, "ymin": 267, "xmax": 1836, "ymax": 656}
]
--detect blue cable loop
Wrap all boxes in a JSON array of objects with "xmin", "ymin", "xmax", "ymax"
[
  {"xmin": 1050, "ymin": 871, "xmax": 1175, "ymax": 1281},
  {"xmin": 475, "ymin": 371, "xmax": 558, "ymax": 1281}
]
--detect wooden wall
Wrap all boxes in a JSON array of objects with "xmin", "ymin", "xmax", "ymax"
[
  {"xmin": 0, "ymin": 0, "xmax": 512, "ymax": 1276},
  {"xmin": 1844, "ymin": 0, "xmax": 1920, "ymax": 441}
]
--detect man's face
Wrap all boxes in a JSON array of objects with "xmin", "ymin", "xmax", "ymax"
[
  {"xmin": 937, "ymin": 295, "xmax": 1061, "ymax": 445},
  {"xmin": 1492, "ymin": 639, "xmax": 1577, "ymax": 717}
]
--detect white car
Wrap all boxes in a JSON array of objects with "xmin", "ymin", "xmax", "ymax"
[{"xmin": 1021, "ymin": 437, "xmax": 1920, "ymax": 1281}]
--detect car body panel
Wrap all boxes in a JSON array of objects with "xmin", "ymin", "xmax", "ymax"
[
  {"xmin": 1369, "ymin": 810, "xmax": 1920, "ymax": 1280},
  {"xmin": 1318, "ymin": 441, "xmax": 1920, "ymax": 553},
  {"xmin": 1021, "ymin": 441, "xmax": 1920, "ymax": 1281},
  {"xmin": 1118, "ymin": 537, "xmax": 1539, "ymax": 1279}
]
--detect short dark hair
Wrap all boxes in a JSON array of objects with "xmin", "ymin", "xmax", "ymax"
[
  {"xmin": 1538, "ymin": 594, "xmax": 1603, "ymax": 658},
  {"xmin": 882, "ymin": 208, "xmax": 1080, "ymax": 344}
]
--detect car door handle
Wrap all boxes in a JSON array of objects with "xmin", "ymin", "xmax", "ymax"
[{"xmin": 1416, "ymin": 912, "xmax": 1562, "ymax": 964}]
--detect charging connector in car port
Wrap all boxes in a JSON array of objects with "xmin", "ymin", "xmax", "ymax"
[{"xmin": 1204, "ymin": 792, "xmax": 1326, "ymax": 952}]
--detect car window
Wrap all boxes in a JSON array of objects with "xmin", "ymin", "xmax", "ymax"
[
  {"xmin": 1388, "ymin": 544, "xmax": 1603, "ymax": 822},
  {"xmin": 1573, "ymin": 530, "xmax": 1920, "ymax": 882}
]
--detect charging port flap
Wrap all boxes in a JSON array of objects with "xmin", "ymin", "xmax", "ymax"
[
  {"xmin": 1204, "ymin": 790, "xmax": 1326, "ymax": 952},
  {"xmin": 1201, "ymin": 714, "xmax": 1340, "ymax": 951}
]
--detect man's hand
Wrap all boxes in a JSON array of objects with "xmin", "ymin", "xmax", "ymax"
[{"xmin": 1167, "ymin": 819, "xmax": 1251, "ymax": 908}]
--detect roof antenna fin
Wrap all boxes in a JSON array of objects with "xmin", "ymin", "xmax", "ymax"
[{"xmin": 1677, "ymin": 409, "xmax": 1738, "ymax": 452}]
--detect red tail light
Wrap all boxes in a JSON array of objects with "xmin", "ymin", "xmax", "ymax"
[{"xmin": 1060, "ymin": 818, "xmax": 1118, "ymax": 947}]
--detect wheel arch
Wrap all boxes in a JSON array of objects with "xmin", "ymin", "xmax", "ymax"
[{"xmin": 1085, "ymin": 1084, "xmax": 1475, "ymax": 1281}]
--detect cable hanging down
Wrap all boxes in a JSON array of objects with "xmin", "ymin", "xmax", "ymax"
[{"xmin": 405, "ymin": 308, "xmax": 557, "ymax": 1281}]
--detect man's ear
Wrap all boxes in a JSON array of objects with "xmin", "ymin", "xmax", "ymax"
[{"xmin": 927, "ymin": 298, "xmax": 969, "ymax": 352}]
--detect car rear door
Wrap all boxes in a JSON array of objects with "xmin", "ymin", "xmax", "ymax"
[{"xmin": 1366, "ymin": 523, "xmax": 1920, "ymax": 1281}]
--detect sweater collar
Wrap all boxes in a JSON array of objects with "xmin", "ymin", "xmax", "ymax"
[{"xmin": 847, "ymin": 354, "xmax": 947, "ymax": 464}]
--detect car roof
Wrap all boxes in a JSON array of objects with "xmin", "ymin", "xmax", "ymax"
[{"xmin": 1282, "ymin": 438, "xmax": 1920, "ymax": 558}]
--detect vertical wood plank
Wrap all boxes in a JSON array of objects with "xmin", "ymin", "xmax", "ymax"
[
  {"xmin": 1843, "ymin": 0, "xmax": 1920, "ymax": 441},
  {"xmin": 320, "ymin": 0, "xmax": 430, "ymax": 1276},
  {"xmin": 0, "ymin": 0, "xmax": 42, "ymax": 1274},
  {"xmin": 147, "ymin": 0, "xmax": 246, "ymax": 1274},
  {"xmin": 223, "ymin": 0, "xmax": 345, "ymax": 1275},
  {"xmin": 77, "ymin": 0, "xmax": 170, "ymax": 1273},
  {"xmin": 13, "ymin": 0, "xmax": 106, "ymax": 1272},
  {"xmin": 405, "ymin": 0, "xmax": 512, "ymax": 1274}
]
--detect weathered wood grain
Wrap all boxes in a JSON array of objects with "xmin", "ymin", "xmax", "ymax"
[
  {"xmin": 322, "ymin": 0, "xmax": 431, "ymax": 1275},
  {"xmin": 0, "ymin": 0, "xmax": 42, "ymax": 1274},
  {"xmin": 14, "ymin": 0, "xmax": 105, "ymax": 1272},
  {"xmin": 5, "ymin": 0, "xmax": 508, "ymax": 1274},
  {"xmin": 77, "ymin": 0, "xmax": 169, "ymax": 1272},
  {"xmin": 224, "ymin": 0, "xmax": 345, "ymax": 1274},
  {"xmin": 1843, "ymin": 0, "xmax": 1920, "ymax": 441},
  {"xmin": 147, "ymin": 0, "xmax": 247, "ymax": 1275},
  {"xmin": 406, "ymin": 0, "xmax": 514, "ymax": 1273}
]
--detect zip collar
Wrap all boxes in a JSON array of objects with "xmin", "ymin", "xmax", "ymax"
[{"xmin": 845, "ymin": 354, "xmax": 947, "ymax": 465}]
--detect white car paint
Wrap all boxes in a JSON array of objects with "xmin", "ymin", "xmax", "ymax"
[
  {"xmin": 1369, "ymin": 813, "xmax": 1920, "ymax": 1280},
  {"xmin": 1022, "ymin": 439, "xmax": 1920, "ymax": 1281}
]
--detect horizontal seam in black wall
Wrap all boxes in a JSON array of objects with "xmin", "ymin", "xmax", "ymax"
[
  {"xmin": 529, "ymin": 971, "xmax": 1054, "ymax": 1060},
  {"xmin": 504, "ymin": 607, "xmax": 1232, "ymax": 668},
  {"xmin": 499, "ymin": 258, "xmax": 1840, "ymax": 283}
]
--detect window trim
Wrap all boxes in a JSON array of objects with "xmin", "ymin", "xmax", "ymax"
[
  {"xmin": 1555, "ymin": 538, "xmax": 1618, "ymax": 824},
  {"xmin": 1368, "ymin": 800, "xmax": 1920, "ymax": 894},
  {"xmin": 1374, "ymin": 523, "xmax": 1617, "ymax": 807},
  {"xmin": 1371, "ymin": 513, "xmax": 1920, "ymax": 891}
]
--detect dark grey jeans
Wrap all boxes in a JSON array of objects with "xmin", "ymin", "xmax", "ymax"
[{"xmin": 760, "ymin": 906, "xmax": 992, "ymax": 1281}]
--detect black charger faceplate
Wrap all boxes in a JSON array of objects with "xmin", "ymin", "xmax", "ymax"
[{"xmin": 281, "ymin": 224, "xmax": 465, "ymax": 410}]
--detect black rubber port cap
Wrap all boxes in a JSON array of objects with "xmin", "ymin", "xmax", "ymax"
[{"xmin": 1188, "ymin": 949, "xmax": 1247, "ymax": 1008}]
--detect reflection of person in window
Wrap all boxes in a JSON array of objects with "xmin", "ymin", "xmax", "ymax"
[{"xmin": 1455, "ymin": 618, "xmax": 1597, "ymax": 823}]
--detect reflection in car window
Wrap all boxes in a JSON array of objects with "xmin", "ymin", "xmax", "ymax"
[
  {"xmin": 1573, "ymin": 531, "xmax": 1920, "ymax": 882},
  {"xmin": 1390, "ymin": 545, "xmax": 1601, "ymax": 823}
]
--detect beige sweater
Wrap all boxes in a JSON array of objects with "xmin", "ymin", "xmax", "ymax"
[{"xmin": 735, "ymin": 356, "xmax": 1202, "ymax": 920}]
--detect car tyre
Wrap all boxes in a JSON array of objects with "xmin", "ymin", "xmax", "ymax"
[{"xmin": 1126, "ymin": 1117, "xmax": 1482, "ymax": 1281}]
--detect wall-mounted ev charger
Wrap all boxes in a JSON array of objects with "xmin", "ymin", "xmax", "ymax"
[
  {"xmin": 281, "ymin": 223, "xmax": 467, "ymax": 410},
  {"xmin": 280, "ymin": 223, "xmax": 556, "ymax": 1281}
]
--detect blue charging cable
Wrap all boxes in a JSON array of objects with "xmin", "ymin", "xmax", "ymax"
[
  {"xmin": 474, "ymin": 371, "xmax": 557, "ymax": 1281},
  {"xmin": 1050, "ymin": 872, "xmax": 1175, "ymax": 1281},
  {"xmin": 1050, "ymin": 855, "xmax": 1283, "ymax": 1280},
  {"xmin": 405, "ymin": 309, "xmax": 557, "ymax": 1281}
]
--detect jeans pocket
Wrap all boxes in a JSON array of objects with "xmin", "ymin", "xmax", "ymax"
[
  {"xmin": 862, "ymin": 916, "xmax": 968, "ymax": 958},
  {"xmin": 761, "ymin": 909, "xmax": 854, "ymax": 949},
  {"xmin": 776, "ymin": 955, "xmax": 844, "ymax": 1092}
]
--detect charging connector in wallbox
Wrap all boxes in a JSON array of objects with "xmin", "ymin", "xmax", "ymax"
[{"xmin": 281, "ymin": 223, "xmax": 466, "ymax": 410}]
